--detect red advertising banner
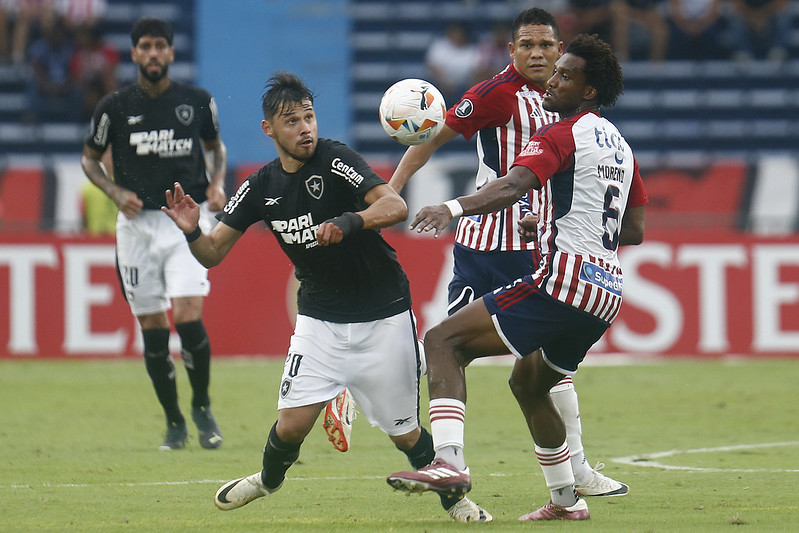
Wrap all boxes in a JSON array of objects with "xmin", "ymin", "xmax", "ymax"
[{"xmin": 1, "ymin": 227, "xmax": 797, "ymax": 358}]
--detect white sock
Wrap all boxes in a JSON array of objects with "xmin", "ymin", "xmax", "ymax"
[
  {"xmin": 550, "ymin": 377, "xmax": 593, "ymax": 484},
  {"xmin": 429, "ymin": 398, "xmax": 466, "ymax": 470},
  {"xmin": 535, "ymin": 441, "xmax": 577, "ymax": 508}
]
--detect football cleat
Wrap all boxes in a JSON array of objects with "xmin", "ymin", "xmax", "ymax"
[
  {"xmin": 447, "ymin": 497, "xmax": 493, "ymax": 523},
  {"xmin": 575, "ymin": 463, "xmax": 629, "ymax": 497},
  {"xmin": 214, "ymin": 471, "xmax": 281, "ymax": 510},
  {"xmin": 158, "ymin": 420, "xmax": 188, "ymax": 451},
  {"xmin": 518, "ymin": 498, "xmax": 590, "ymax": 521},
  {"xmin": 387, "ymin": 459, "xmax": 471, "ymax": 497},
  {"xmin": 323, "ymin": 388, "xmax": 356, "ymax": 452},
  {"xmin": 192, "ymin": 405, "xmax": 223, "ymax": 449}
]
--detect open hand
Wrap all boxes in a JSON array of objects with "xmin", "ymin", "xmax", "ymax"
[
  {"xmin": 409, "ymin": 204, "xmax": 453, "ymax": 238},
  {"xmin": 162, "ymin": 182, "xmax": 201, "ymax": 234}
]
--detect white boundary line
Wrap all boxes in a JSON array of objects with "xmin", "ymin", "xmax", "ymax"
[
  {"xmin": 612, "ymin": 441, "xmax": 799, "ymax": 472},
  {"xmin": 0, "ymin": 476, "xmax": 389, "ymax": 490},
  {"xmin": 4, "ymin": 442, "xmax": 797, "ymax": 489}
]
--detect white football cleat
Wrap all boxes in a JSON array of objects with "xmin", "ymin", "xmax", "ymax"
[
  {"xmin": 575, "ymin": 463, "xmax": 629, "ymax": 497},
  {"xmin": 447, "ymin": 497, "xmax": 493, "ymax": 522},
  {"xmin": 214, "ymin": 472, "xmax": 281, "ymax": 510}
]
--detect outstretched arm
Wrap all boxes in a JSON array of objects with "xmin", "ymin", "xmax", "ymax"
[
  {"xmin": 388, "ymin": 125, "xmax": 460, "ymax": 194},
  {"xmin": 410, "ymin": 165, "xmax": 541, "ymax": 238},
  {"xmin": 162, "ymin": 182, "xmax": 243, "ymax": 267}
]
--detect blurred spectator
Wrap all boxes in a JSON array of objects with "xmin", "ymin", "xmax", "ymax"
[
  {"xmin": 558, "ymin": 0, "xmax": 612, "ymax": 46},
  {"xmin": 25, "ymin": 16, "xmax": 81, "ymax": 123},
  {"xmin": 727, "ymin": 0, "xmax": 790, "ymax": 62},
  {"xmin": 610, "ymin": 0, "xmax": 668, "ymax": 62},
  {"xmin": 54, "ymin": 0, "xmax": 106, "ymax": 30},
  {"xmin": 0, "ymin": 0, "xmax": 56, "ymax": 65},
  {"xmin": 666, "ymin": 0, "xmax": 727, "ymax": 60},
  {"xmin": 425, "ymin": 21, "xmax": 479, "ymax": 106},
  {"xmin": 474, "ymin": 23, "xmax": 511, "ymax": 83},
  {"xmin": 70, "ymin": 23, "xmax": 118, "ymax": 120}
]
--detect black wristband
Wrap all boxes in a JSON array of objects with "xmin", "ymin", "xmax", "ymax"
[
  {"xmin": 325, "ymin": 212, "xmax": 364, "ymax": 238},
  {"xmin": 184, "ymin": 227, "xmax": 202, "ymax": 243}
]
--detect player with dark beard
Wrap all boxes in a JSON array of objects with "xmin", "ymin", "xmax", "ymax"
[{"xmin": 82, "ymin": 18, "xmax": 227, "ymax": 451}]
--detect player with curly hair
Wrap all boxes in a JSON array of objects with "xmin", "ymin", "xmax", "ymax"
[{"xmin": 387, "ymin": 34, "xmax": 648, "ymax": 522}]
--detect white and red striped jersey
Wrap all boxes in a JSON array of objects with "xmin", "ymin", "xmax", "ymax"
[
  {"xmin": 445, "ymin": 64, "xmax": 559, "ymax": 252},
  {"xmin": 513, "ymin": 110, "xmax": 648, "ymax": 323}
]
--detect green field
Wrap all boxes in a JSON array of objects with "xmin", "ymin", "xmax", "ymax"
[{"xmin": 1, "ymin": 357, "xmax": 797, "ymax": 531}]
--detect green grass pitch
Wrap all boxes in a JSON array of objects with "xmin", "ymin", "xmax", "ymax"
[{"xmin": 1, "ymin": 357, "xmax": 797, "ymax": 531}]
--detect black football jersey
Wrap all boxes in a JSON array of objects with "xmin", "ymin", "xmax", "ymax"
[
  {"xmin": 219, "ymin": 138, "xmax": 412, "ymax": 323},
  {"xmin": 85, "ymin": 81, "xmax": 220, "ymax": 209}
]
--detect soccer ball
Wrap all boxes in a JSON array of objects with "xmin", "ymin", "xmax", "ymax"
[{"xmin": 379, "ymin": 78, "xmax": 446, "ymax": 146}]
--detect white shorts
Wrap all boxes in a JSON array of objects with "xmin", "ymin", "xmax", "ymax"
[
  {"xmin": 279, "ymin": 310, "xmax": 423, "ymax": 436},
  {"xmin": 115, "ymin": 203, "xmax": 217, "ymax": 316}
]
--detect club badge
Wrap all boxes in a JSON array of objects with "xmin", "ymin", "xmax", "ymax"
[
  {"xmin": 305, "ymin": 175, "xmax": 324, "ymax": 199},
  {"xmin": 175, "ymin": 104, "xmax": 194, "ymax": 126}
]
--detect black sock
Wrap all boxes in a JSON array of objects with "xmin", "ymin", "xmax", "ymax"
[
  {"xmin": 142, "ymin": 328, "xmax": 183, "ymax": 425},
  {"xmin": 399, "ymin": 427, "xmax": 461, "ymax": 510},
  {"xmin": 261, "ymin": 422, "xmax": 301, "ymax": 491},
  {"xmin": 401, "ymin": 426, "xmax": 435, "ymax": 469},
  {"xmin": 175, "ymin": 320, "xmax": 211, "ymax": 408}
]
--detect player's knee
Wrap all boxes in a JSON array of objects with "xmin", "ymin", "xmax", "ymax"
[
  {"xmin": 508, "ymin": 368, "xmax": 548, "ymax": 403},
  {"xmin": 423, "ymin": 324, "xmax": 460, "ymax": 360}
]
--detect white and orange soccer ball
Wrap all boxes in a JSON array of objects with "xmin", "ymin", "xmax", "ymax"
[{"xmin": 378, "ymin": 78, "xmax": 446, "ymax": 146}]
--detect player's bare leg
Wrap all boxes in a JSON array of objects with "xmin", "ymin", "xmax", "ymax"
[
  {"xmin": 388, "ymin": 299, "xmax": 506, "ymax": 496},
  {"xmin": 512, "ymin": 354, "xmax": 628, "ymax": 497},
  {"xmin": 510, "ymin": 352, "xmax": 589, "ymax": 520}
]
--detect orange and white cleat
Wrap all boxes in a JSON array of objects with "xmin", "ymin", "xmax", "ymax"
[{"xmin": 323, "ymin": 388, "xmax": 356, "ymax": 452}]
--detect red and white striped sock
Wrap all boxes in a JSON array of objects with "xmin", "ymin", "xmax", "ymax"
[
  {"xmin": 536, "ymin": 441, "xmax": 578, "ymax": 507},
  {"xmin": 429, "ymin": 398, "xmax": 466, "ymax": 470}
]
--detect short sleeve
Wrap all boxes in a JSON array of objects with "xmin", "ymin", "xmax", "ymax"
[
  {"xmin": 511, "ymin": 123, "xmax": 575, "ymax": 186},
  {"xmin": 445, "ymin": 85, "xmax": 506, "ymax": 141},
  {"xmin": 217, "ymin": 177, "xmax": 261, "ymax": 231},
  {"xmin": 198, "ymin": 89, "xmax": 220, "ymax": 142},
  {"xmin": 327, "ymin": 142, "xmax": 386, "ymax": 196},
  {"xmin": 84, "ymin": 92, "xmax": 114, "ymax": 152}
]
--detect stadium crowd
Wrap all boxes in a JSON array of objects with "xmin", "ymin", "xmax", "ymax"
[{"xmin": 424, "ymin": 0, "xmax": 792, "ymax": 93}]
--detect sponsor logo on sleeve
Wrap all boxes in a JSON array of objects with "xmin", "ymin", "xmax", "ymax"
[
  {"xmin": 93, "ymin": 113, "xmax": 110, "ymax": 146},
  {"xmin": 455, "ymin": 98, "xmax": 473, "ymax": 118},
  {"xmin": 330, "ymin": 158, "xmax": 364, "ymax": 188},
  {"xmin": 223, "ymin": 180, "xmax": 251, "ymax": 214},
  {"xmin": 519, "ymin": 140, "xmax": 543, "ymax": 157}
]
